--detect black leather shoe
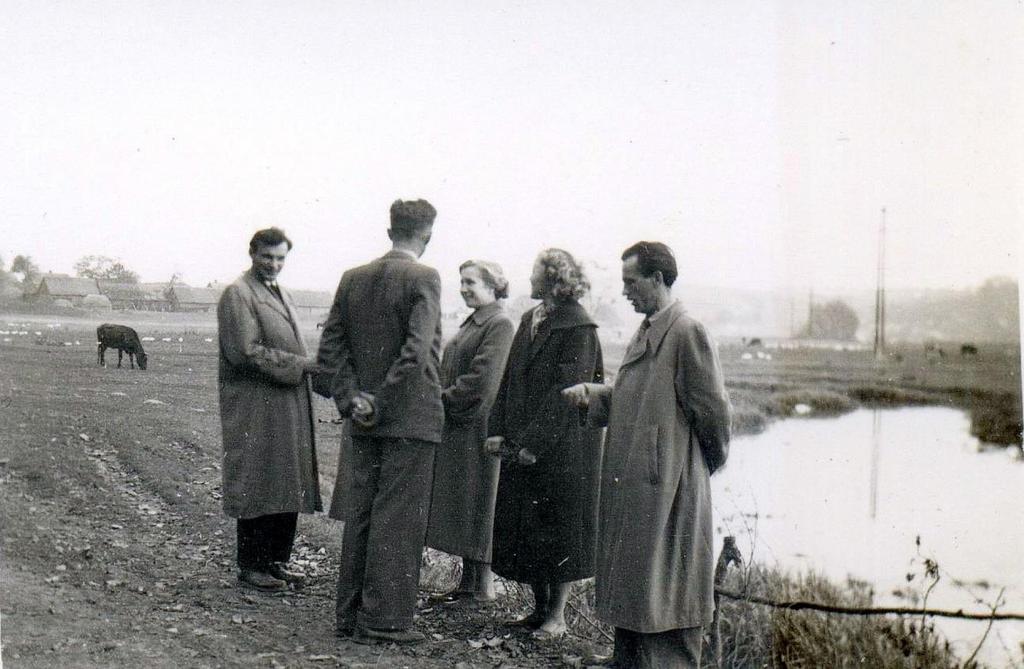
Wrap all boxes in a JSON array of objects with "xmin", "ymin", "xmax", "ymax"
[
  {"xmin": 238, "ymin": 570, "xmax": 287, "ymax": 591},
  {"xmin": 353, "ymin": 626, "xmax": 426, "ymax": 645},
  {"xmin": 269, "ymin": 562, "xmax": 306, "ymax": 584}
]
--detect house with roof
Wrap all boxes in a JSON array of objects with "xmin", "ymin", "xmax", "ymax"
[
  {"xmin": 97, "ymin": 281, "xmax": 172, "ymax": 311},
  {"xmin": 166, "ymin": 285, "xmax": 222, "ymax": 312},
  {"xmin": 33, "ymin": 275, "xmax": 101, "ymax": 306},
  {"xmin": 289, "ymin": 289, "xmax": 333, "ymax": 319}
]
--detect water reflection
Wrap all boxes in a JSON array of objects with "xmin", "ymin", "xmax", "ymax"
[
  {"xmin": 712, "ymin": 407, "xmax": 1024, "ymax": 665},
  {"xmin": 869, "ymin": 409, "xmax": 880, "ymax": 520}
]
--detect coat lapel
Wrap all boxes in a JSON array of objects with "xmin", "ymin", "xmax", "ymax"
[
  {"xmin": 244, "ymin": 272, "xmax": 295, "ymax": 326},
  {"xmin": 527, "ymin": 318, "xmax": 553, "ymax": 364},
  {"xmin": 618, "ymin": 302, "xmax": 685, "ymax": 369},
  {"xmin": 647, "ymin": 301, "xmax": 684, "ymax": 357},
  {"xmin": 278, "ymin": 287, "xmax": 307, "ymax": 354},
  {"xmin": 619, "ymin": 329, "xmax": 648, "ymax": 368}
]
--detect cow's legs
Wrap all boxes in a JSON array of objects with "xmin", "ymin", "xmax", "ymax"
[
  {"xmin": 117, "ymin": 349, "xmax": 123, "ymax": 368},
  {"xmin": 98, "ymin": 343, "xmax": 106, "ymax": 366},
  {"xmin": 129, "ymin": 352, "xmax": 135, "ymax": 369}
]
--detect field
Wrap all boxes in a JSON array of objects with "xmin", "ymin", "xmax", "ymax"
[{"xmin": 0, "ymin": 311, "xmax": 1020, "ymax": 668}]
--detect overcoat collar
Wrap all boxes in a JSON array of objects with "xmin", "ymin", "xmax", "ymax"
[
  {"xmin": 620, "ymin": 299, "xmax": 684, "ymax": 368},
  {"xmin": 525, "ymin": 300, "xmax": 595, "ymax": 362},
  {"xmin": 242, "ymin": 269, "xmax": 300, "ymax": 330},
  {"xmin": 465, "ymin": 301, "xmax": 504, "ymax": 327}
]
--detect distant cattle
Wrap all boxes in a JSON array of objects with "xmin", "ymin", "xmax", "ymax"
[
  {"xmin": 97, "ymin": 324, "xmax": 148, "ymax": 370},
  {"xmin": 744, "ymin": 337, "xmax": 763, "ymax": 347},
  {"xmin": 925, "ymin": 343, "xmax": 946, "ymax": 363},
  {"xmin": 960, "ymin": 343, "xmax": 979, "ymax": 357}
]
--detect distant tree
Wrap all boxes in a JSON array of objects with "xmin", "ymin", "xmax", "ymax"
[
  {"xmin": 10, "ymin": 254, "xmax": 40, "ymax": 283},
  {"xmin": 972, "ymin": 276, "xmax": 1019, "ymax": 340},
  {"xmin": 73, "ymin": 255, "xmax": 140, "ymax": 283},
  {"xmin": 801, "ymin": 299, "xmax": 860, "ymax": 340}
]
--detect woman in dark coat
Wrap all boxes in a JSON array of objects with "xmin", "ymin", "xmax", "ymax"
[
  {"xmin": 426, "ymin": 260, "xmax": 515, "ymax": 601},
  {"xmin": 485, "ymin": 248, "xmax": 604, "ymax": 639}
]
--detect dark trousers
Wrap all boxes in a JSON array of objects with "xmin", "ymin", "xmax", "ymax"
[
  {"xmin": 336, "ymin": 436, "xmax": 436, "ymax": 630},
  {"xmin": 237, "ymin": 512, "xmax": 298, "ymax": 571},
  {"xmin": 613, "ymin": 626, "xmax": 703, "ymax": 669}
]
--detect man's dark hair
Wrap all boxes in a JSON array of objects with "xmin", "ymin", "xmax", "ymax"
[
  {"xmin": 621, "ymin": 241, "xmax": 677, "ymax": 287},
  {"xmin": 249, "ymin": 227, "xmax": 293, "ymax": 254},
  {"xmin": 389, "ymin": 199, "xmax": 437, "ymax": 239}
]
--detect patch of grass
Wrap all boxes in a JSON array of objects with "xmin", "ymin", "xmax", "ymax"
[
  {"xmin": 762, "ymin": 389, "xmax": 858, "ymax": 418},
  {"xmin": 732, "ymin": 409, "xmax": 769, "ymax": 436},
  {"xmin": 969, "ymin": 392, "xmax": 1023, "ymax": 446},
  {"xmin": 848, "ymin": 385, "xmax": 938, "ymax": 406},
  {"xmin": 717, "ymin": 566, "xmax": 966, "ymax": 669}
]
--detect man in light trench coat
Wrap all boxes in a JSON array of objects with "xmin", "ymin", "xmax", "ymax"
[
  {"xmin": 563, "ymin": 241, "xmax": 731, "ymax": 668},
  {"xmin": 217, "ymin": 227, "xmax": 324, "ymax": 591}
]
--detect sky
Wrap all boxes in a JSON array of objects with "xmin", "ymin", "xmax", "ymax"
[{"xmin": 2, "ymin": 1, "xmax": 1021, "ymax": 298}]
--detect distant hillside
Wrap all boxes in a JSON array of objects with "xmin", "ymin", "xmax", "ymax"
[
  {"xmin": 441, "ymin": 276, "xmax": 1020, "ymax": 345},
  {"xmin": 874, "ymin": 276, "xmax": 1019, "ymax": 343}
]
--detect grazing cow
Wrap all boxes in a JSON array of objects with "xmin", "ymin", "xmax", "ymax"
[
  {"xmin": 747, "ymin": 337, "xmax": 763, "ymax": 347},
  {"xmin": 97, "ymin": 324, "xmax": 148, "ymax": 370},
  {"xmin": 961, "ymin": 343, "xmax": 979, "ymax": 357}
]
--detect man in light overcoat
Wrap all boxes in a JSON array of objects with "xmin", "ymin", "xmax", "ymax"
[
  {"xmin": 217, "ymin": 227, "xmax": 324, "ymax": 591},
  {"xmin": 563, "ymin": 241, "xmax": 731, "ymax": 668},
  {"xmin": 315, "ymin": 199, "xmax": 443, "ymax": 645}
]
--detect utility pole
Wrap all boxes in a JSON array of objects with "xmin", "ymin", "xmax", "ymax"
[
  {"xmin": 873, "ymin": 207, "xmax": 887, "ymax": 359},
  {"xmin": 807, "ymin": 288, "xmax": 815, "ymax": 338}
]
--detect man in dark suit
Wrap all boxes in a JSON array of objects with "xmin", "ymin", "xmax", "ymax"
[{"xmin": 316, "ymin": 199, "xmax": 443, "ymax": 645}]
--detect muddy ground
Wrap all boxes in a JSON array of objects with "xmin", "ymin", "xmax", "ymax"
[{"xmin": 0, "ymin": 317, "xmax": 608, "ymax": 668}]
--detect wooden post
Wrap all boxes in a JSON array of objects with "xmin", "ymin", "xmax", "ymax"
[{"xmin": 711, "ymin": 536, "xmax": 743, "ymax": 668}]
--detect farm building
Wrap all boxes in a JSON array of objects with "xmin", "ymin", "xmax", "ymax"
[
  {"xmin": 32, "ymin": 276, "xmax": 101, "ymax": 306},
  {"xmin": 167, "ymin": 285, "xmax": 222, "ymax": 312},
  {"xmin": 289, "ymin": 289, "xmax": 333, "ymax": 319},
  {"xmin": 97, "ymin": 281, "xmax": 171, "ymax": 311}
]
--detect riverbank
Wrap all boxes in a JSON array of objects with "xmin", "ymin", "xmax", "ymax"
[{"xmin": 713, "ymin": 342, "xmax": 1023, "ymax": 447}]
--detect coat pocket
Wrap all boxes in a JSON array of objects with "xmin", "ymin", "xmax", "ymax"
[{"xmin": 647, "ymin": 425, "xmax": 661, "ymax": 485}]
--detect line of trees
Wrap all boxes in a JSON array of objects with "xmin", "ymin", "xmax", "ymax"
[
  {"xmin": 72, "ymin": 255, "xmax": 140, "ymax": 283},
  {"xmin": 0, "ymin": 253, "xmax": 144, "ymax": 302}
]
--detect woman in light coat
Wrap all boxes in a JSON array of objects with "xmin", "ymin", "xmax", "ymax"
[{"xmin": 426, "ymin": 260, "xmax": 515, "ymax": 601}]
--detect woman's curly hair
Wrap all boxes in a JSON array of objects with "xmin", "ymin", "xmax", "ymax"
[{"xmin": 535, "ymin": 248, "xmax": 590, "ymax": 303}]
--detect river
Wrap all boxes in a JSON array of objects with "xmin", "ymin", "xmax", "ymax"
[{"xmin": 712, "ymin": 407, "xmax": 1024, "ymax": 666}]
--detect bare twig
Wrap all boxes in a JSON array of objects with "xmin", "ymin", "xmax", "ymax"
[
  {"xmin": 964, "ymin": 587, "xmax": 1006, "ymax": 667},
  {"xmin": 919, "ymin": 557, "xmax": 940, "ymax": 629},
  {"xmin": 565, "ymin": 597, "xmax": 614, "ymax": 643},
  {"xmin": 715, "ymin": 587, "xmax": 1024, "ymax": 621}
]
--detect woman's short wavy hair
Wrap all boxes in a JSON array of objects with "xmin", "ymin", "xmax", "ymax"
[
  {"xmin": 534, "ymin": 248, "xmax": 590, "ymax": 303},
  {"xmin": 459, "ymin": 259, "xmax": 509, "ymax": 299}
]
